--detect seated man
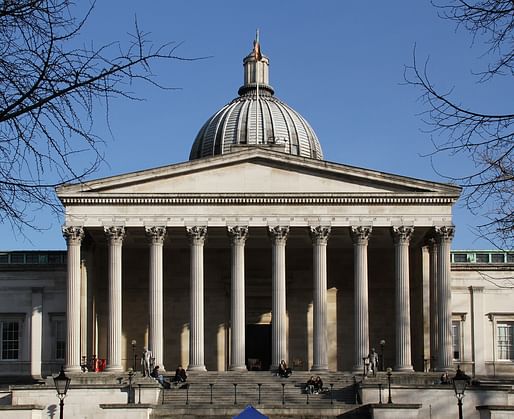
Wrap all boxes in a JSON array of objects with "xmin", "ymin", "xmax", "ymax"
[
  {"xmin": 305, "ymin": 376, "xmax": 316, "ymax": 394},
  {"xmin": 173, "ymin": 365, "xmax": 187, "ymax": 383},
  {"xmin": 278, "ymin": 360, "xmax": 292, "ymax": 378},
  {"xmin": 314, "ymin": 376, "xmax": 324, "ymax": 394},
  {"xmin": 150, "ymin": 365, "xmax": 170, "ymax": 389}
]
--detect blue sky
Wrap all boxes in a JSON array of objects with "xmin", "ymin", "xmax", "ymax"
[{"xmin": 2, "ymin": 0, "xmax": 508, "ymax": 250}]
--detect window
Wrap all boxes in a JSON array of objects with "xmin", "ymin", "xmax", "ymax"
[
  {"xmin": 491, "ymin": 253, "xmax": 505, "ymax": 263},
  {"xmin": 452, "ymin": 321, "xmax": 461, "ymax": 360},
  {"xmin": 453, "ymin": 253, "xmax": 468, "ymax": 263},
  {"xmin": 51, "ymin": 315, "xmax": 66, "ymax": 360},
  {"xmin": 476, "ymin": 253, "xmax": 490, "ymax": 263},
  {"xmin": 0, "ymin": 320, "xmax": 20, "ymax": 360},
  {"xmin": 497, "ymin": 322, "xmax": 513, "ymax": 361}
]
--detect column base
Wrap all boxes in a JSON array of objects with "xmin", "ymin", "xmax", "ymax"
[
  {"xmin": 64, "ymin": 365, "xmax": 82, "ymax": 373},
  {"xmin": 187, "ymin": 364, "xmax": 207, "ymax": 372},
  {"xmin": 105, "ymin": 365, "xmax": 123, "ymax": 372},
  {"xmin": 229, "ymin": 365, "xmax": 248, "ymax": 372},
  {"xmin": 393, "ymin": 365, "xmax": 414, "ymax": 372},
  {"xmin": 310, "ymin": 364, "xmax": 329, "ymax": 372}
]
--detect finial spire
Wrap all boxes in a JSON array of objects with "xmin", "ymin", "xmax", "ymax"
[
  {"xmin": 253, "ymin": 29, "xmax": 262, "ymax": 61},
  {"xmin": 238, "ymin": 31, "xmax": 274, "ymax": 96}
]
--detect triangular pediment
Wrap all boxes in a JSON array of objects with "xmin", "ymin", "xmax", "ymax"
[{"xmin": 57, "ymin": 148, "xmax": 460, "ymax": 198}]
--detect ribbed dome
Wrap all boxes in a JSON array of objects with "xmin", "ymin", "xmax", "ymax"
[{"xmin": 189, "ymin": 40, "xmax": 323, "ymax": 161}]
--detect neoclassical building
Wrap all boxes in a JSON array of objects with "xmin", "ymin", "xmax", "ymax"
[
  {"xmin": 55, "ymin": 44, "xmax": 464, "ymax": 376},
  {"xmin": 1, "ymin": 44, "xmax": 513, "ymax": 383}
]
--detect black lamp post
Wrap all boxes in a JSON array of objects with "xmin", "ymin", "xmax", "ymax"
[
  {"xmin": 453, "ymin": 366, "xmax": 469, "ymax": 419},
  {"xmin": 131, "ymin": 339, "xmax": 137, "ymax": 371},
  {"xmin": 386, "ymin": 367, "xmax": 392, "ymax": 404},
  {"xmin": 53, "ymin": 366, "xmax": 71, "ymax": 419},
  {"xmin": 380, "ymin": 340, "xmax": 386, "ymax": 371}
]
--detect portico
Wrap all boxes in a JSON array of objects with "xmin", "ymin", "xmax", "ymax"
[{"xmin": 58, "ymin": 148, "xmax": 459, "ymax": 374}]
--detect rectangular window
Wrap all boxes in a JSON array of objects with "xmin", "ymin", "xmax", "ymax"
[
  {"xmin": 52, "ymin": 316, "xmax": 66, "ymax": 360},
  {"xmin": 0, "ymin": 320, "xmax": 20, "ymax": 360},
  {"xmin": 491, "ymin": 253, "xmax": 505, "ymax": 263},
  {"xmin": 476, "ymin": 253, "xmax": 490, "ymax": 263},
  {"xmin": 452, "ymin": 321, "xmax": 461, "ymax": 360},
  {"xmin": 453, "ymin": 253, "xmax": 468, "ymax": 263},
  {"xmin": 497, "ymin": 323, "xmax": 513, "ymax": 361}
]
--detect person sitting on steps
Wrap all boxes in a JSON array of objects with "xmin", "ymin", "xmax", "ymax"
[
  {"xmin": 150, "ymin": 365, "xmax": 170, "ymax": 389},
  {"xmin": 314, "ymin": 375, "xmax": 324, "ymax": 394},
  {"xmin": 306, "ymin": 376, "xmax": 316, "ymax": 394},
  {"xmin": 173, "ymin": 365, "xmax": 187, "ymax": 383},
  {"xmin": 278, "ymin": 359, "xmax": 292, "ymax": 378}
]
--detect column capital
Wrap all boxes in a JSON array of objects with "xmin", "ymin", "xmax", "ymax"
[
  {"xmin": 145, "ymin": 226, "xmax": 167, "ymax": 244},
  {"xmin": 186, "ymin": 226, "xmax": 207, "ymax": 244},
  {"xmin": 62, "ymin": 226, "xmax": 84, "ymax": 245},
  {"xmin": 227, "ymin": 225, "xmax": 249, "ymax": 245},
  {"xmin": 104, "ymin": 226, "xmax": 125, "ymax": 244},
  {"xmin": 434, "ymin": 225, "xmax": 455, "ymax": 243},
  {"xmin": 350, "ymin": 226, "xmax": 372, "ymax": 245},
  {"xmin": 392, "ymin": 226, "xmax": 414, "ymax": 245},
  {"xmin": 268, "ymin": 225, "xmax": 289, "ymax": 244},
  {"xmin": 310, "ymin": 225, "xmax": 331, "ymax": 245}
]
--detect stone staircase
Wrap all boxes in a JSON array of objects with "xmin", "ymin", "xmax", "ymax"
[{"xmin": 159, "ymin": 371, "xmax": 359, "ymax": 407}]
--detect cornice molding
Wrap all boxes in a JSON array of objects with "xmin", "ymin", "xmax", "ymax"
[{"xmin": 59, "ymin": 193, "xmax": 458, "ymax": 206}]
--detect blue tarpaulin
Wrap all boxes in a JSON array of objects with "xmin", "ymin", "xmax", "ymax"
[{"xmin": 232, "ymin": 404, "xmax": 268, "ymax": 419}]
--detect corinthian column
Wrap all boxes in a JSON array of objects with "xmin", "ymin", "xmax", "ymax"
[
  {"xmin": 428, "ymin": 238, "xmax": 439, "ymax": 370},
  {"xmin": 392, "ymin": 226, "xmax": 414, "ymax": 372},
  {"xmin": 227, "ymin": 226, "xmax": 248, "ymax": 371},
  {"xmin": 435, "ymin": 226, "xmax": 455, "ymax": 371},
  {"xmin": 350, "ymin": 226, "xmax": 372, "ymax": 373},
  {"xmin": 104, "ymin": 226, "xmax": 125, "ymax": 372},
  {"xmin": 268, "ymin": 225, "xmax": 289, "ymax": 369},
  {"xmin": 146, "ymin": 226, "xmax": 166, "ymax": 370},
  {"xmin": 186, "ymin": 226, "xmax": 207, "ymax": 371},
  {"xmin": 310, "ymin": 226, "xmax": 331, "ymax": 371},
  {"xmin": 62, "ymin": 226, "xmax": 84, "ymax": 373}
]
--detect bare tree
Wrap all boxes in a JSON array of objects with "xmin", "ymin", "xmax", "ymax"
[
  {"xmin": 0, "ymin": 0, "xmax": 196, "ymax": 232},
  {"xmin": 405, "ymin": 0, "xmax": 514, "ymax": 248}
]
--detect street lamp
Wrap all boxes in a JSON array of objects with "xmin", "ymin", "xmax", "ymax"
[
  {"xmin": 386, "ymin": 367, "xmax": 392, "ymax": 404},
  {"xmin": 453, "ymin": 366, "xmax": 469, "ymax": 419},
  {"xmin": 131, "ymin": 339, "xmax": 137, "ymax": 371},
  {"xmin": 380, "ymin": 340, "xmax": 386, "ymax": 371},
  {"xmin": 53, "ymin": 366, "xmax": 71, "ymax": 419}
]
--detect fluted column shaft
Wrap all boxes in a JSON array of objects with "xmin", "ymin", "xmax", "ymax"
[
  {"xmin": 428, "ymin": 239, "xmax": 439, "ymax": 370},
  {"xmin": 351, "ymin": 226, "xmax": 372, "ymax": 372},
  {"xmin": 146, "ymin": 226, "xmax": 166, "ymax": 370},
  {"xmin": 269, "ymin": 226, "xmax": 289, "ymax": 369},
  {"xmin": 228, "ymin": 226, "xmax": 248, "ymax": 371},
  {"xmin": 105, "ymin": 226, "xmax": 125, "ymax": 372},
  {"xmin": 435, "ymin": 226, "xmax": 455, "ymax": 371},
  {"xmin": 187, "ymin": 226, "xmax": 207, "ymax": 371},
  {"xmin": 63, "ymin": 226, "xmax": 84, "ymax": 373},
  {"xmin": 310, "ymin": 226, "xmax": 331, "ymax": 371},
  {"xmin": 392, "ymin": 226, "xmax": 414, "ymax": 372}
]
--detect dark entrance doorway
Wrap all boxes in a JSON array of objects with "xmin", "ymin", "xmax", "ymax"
[{"xmin": 245, "ymin": 324, "xmax": 271, "ymax": 371}]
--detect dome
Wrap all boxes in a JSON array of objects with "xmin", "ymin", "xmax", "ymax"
[{"xmin": 189, "ymin": 38, "xmax": 323, "ymax": 161}]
